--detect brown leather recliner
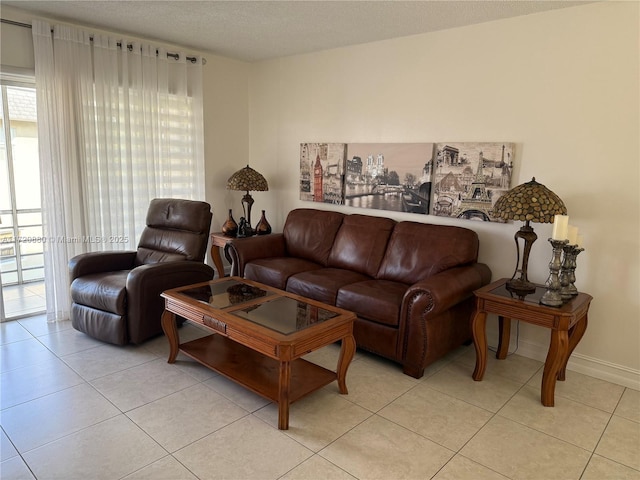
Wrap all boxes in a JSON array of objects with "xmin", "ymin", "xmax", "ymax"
[{"xmin": 69, "ymin": 198, "xmax": 214, "ymax": 345}]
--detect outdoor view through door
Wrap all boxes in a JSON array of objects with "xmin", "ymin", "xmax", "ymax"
[{"xmin": 0, "ymin": 85, "xmax": 45, "ymax": 321}]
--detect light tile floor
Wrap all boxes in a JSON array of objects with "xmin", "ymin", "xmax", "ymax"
[{"xmin": 1, "ymin": 315, "xmax": 639, "ymax": 480}]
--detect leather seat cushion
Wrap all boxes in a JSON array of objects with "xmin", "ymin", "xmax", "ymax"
[
  {"xmin": 337, "ymin": 279, "xmax": 409, "ymax": 327},
  {"xmin": 245, "ymin": 257, "xmax": 322, "ymax": 290},
  {"xmin": 70, "ymin": 270, "xmax": 129, "ymax": 315},
  {"xmin": 287, "ymin": 268, "xmax": 371, "ymax": 305}
]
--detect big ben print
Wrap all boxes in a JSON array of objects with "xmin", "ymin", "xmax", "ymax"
[{"xmin": 299, "ymin": 143, "xmax": 346, "ymax": 204}]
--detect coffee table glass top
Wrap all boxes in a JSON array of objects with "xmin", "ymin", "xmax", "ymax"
[
  {"xmin": 232, "ymin": 297, "xmax": 339, "ymax": 334},
  {"xmin": 178, "ymin": 279, "xmax": 275, "ymax": 309},
  {"xmin": 176, "ymin": 278, "xmax": 340, "ymax": 335}
]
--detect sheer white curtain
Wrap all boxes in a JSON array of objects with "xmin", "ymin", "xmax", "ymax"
[{"xmin": 32, "ymin": 20, "xmax": 205, "ymax": 322}]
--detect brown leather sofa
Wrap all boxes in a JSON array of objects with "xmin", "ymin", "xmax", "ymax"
[
  {"xmin": 227, "ymin": 208, "xmax": 492, "ymax": 378},
  {"xmin": 69, "ymin": 198, "xmax": 215, "ymax": 345}
]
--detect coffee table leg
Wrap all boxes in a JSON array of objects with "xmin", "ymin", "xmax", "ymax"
[
  {"xmin": 161, "ymin": 310, "xmax": 179, "ymax": 364},
  {"xmin": 472, "ymin": 310, "xmax": 488, "ymax": 381},
  {"xmin": 337, "ymin": 334, "xmax": 356, "ymax": 394},
  {"xmin": 278, "ymin": 361, "xmax": 291, "ymax": 430}
]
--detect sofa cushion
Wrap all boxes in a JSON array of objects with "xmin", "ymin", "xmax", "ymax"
[
  {"xmin": 287, "ymin": 268, "xmax": 371, "ymax": 305},
  {"xmin": 283, "ymin": 209, "xmax": 344, "ymax": 266},
  {"xmin": 337, "ymin": 280, "xmax": 409, "ymax": 327},
  {"xmin": 328, "ymin": 214, "xmax": 396, "ymax": 277},
  {"xmin": 377, "ymin": 222, "xmax": 479, "ymax": 284},
  {"xmin": 245, "ymin": 257, "xmax": 321, "ymax": 290},
  {"xmin": 70, "ymin": 270, "xmax": 129, "ymax": 315}
]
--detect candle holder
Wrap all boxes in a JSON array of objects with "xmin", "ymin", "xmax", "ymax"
[
  {"xmin": 560, "ymin": 245, "xmax": 584, "ymax": 300},
  {"xmin": 540, "ymin": 238, "xmax": 567, "ymax": 307}
]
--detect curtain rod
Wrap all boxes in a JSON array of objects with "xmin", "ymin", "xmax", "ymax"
[{"xmin": 1, "ymin": 18, "xmax": 205, "ymax": 64}]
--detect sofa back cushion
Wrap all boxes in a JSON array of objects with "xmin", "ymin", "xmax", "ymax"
[
  {"xmin": 377, "ymin": 221, "xmax": 479, "ymax": 283},
  {"xmin": 328, "ymin": 214, "xmax": 396, "ymax": 277},
  {"xmin": 283, "ymin": 209, "xmax": 345, "ymax": 266}
]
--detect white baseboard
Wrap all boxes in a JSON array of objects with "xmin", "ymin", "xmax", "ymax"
[{"xmin": 487, "ymin": 332, "xmax": 640, "ymax": 391}]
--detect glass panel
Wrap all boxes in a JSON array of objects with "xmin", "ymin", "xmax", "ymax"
[
  {"xmin": 233, "ymin": 297, "xmax": 338, "ymax": 335},
  {"xmin": 22, "ymin": 268, "xmax": 44, "ymax": 282},
  {"xmin": 2, "ymin": 271, "xmax": 17, "ymax": 284},
  {"xmin": 0, "ymin": 228, "xmax": 14, "ymax": 253},
  {"xmin": 7, "ymin": 87, "xmax": 40, "ymax": 210},
  {"xmin": 0, "ymin": 102, "xmax": 9, "ymax": 212},
  {"xmin": 1, "ymin": 256, "xmax": 17, "ymax": 272},
  {"xmin": 17, "ymin": 212, "xmax": 42, "ymax": 226},
  {"xmin": 490, "ymin": 283, "xmax": 547, "ymax": 304},
  {"xmin": 18, "ymin": 226, "xmax": 43, "ymax": 255},
  {"xmin": 21, "ymin": 253, "xmax": 43, "ymax": 269},
  {"xmin": 179, "ymin": 279, "xmax": 273, "ymax": 309}
]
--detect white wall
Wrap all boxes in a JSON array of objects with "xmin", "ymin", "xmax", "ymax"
[{"xmin": 247, "ymin": 1, "xmax": 640, "ymax": 387}]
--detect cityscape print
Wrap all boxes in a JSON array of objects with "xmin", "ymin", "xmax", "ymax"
[
  {"xmin": 299, "ymin": 142, "xmax": 515, "ymax": 222},
  {"xmin": 431, "ymin": 142, "xmax": 514, "ymax": 222},
  {"xmin": 299, "ymin": 143, "xmax": 347, "ymax": 204},
  {"xmin": 344, "ymin": 143, "xmax": 433, "ymax": 214}
]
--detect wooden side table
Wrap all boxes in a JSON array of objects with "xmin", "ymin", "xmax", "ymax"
[
  {"xmin": 209, "ymin": 232, "xmax": 233, "ymax": 278},
  {"xmin": 471, "ymin": 278, "xmax": 592, "ymax": 407}
]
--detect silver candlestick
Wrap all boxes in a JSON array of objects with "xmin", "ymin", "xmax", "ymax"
[
  {"xmin": 560, "ymin": 244, "xmax": 584, "ymax": 300},
  {"xmin": 540, "ymin": 238, "xmax": 567, "ymax": 307}
]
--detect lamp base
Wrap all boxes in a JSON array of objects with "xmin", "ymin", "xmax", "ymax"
[{"xmin": 505, "ymin": 278, "xmax": 537, "ymax": 298}]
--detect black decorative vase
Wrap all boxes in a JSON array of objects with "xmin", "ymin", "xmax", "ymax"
[
  {"xmin": 221, "ymin": 209, "xmax": 238, "ymax": 237},
  {"xmin": 255, "ymin": 210, "xmax": 272, "ymax": 235}
]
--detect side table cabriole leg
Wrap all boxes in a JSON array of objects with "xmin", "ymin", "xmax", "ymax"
[
  {"xmin": 541, "ymin": 328, "xmax": 569, "ymax": 407},
  {"xmin": 210, "ymin": 245, "xmax": 225, "ymax": 279},
  {"xmin": 161, "ymin": 310, "xmax": 179, "ymax": 363},
  {"xmin": 472, "ymin": 310, "xmax": 488, "ymax": 381},
  {"xmin": 337, "ymin": 334, "xmax": 356, "ymax": 394},
  {"xmin": 558, "ymin": 314, "xmax": 588, "ymax": 381},
  {"xmin": 496, "ymin": 316, "xmax": 511, "ymax": 360}
]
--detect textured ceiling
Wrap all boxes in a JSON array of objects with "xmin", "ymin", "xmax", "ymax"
[{"xmin": 3, "ymin": 1, "xmax": 592, "ymax": 62}]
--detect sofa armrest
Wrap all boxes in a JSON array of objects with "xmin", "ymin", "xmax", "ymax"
[
  {"xmin": 226, "ymin": 234, "xmax": 286, "ymax": 277},
  {"xmin": 400, "ymin": 263, "xmax": 492, "ymax": 377},
  {"xmin": 69, "ymin": 251, "xmax": 137, "ymax": 281},
  {"xmin": 125, "ymin": 261, "xmax": 215, "ymax": 343},
  {"xmin": 404, "ymin": 263, "xmax": 492, "ymax": 318}
]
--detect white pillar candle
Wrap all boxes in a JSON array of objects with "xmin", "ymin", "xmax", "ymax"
[
  {"xmin": 552, "ymin": 215, "xmax": 569, "ymax": 240},
  {"xmin": 567, "ymin": 225, "xmax": 579, "ymax": 245},
  {"xmin": 576, "ymin": 234, "xmax": 583, "ymax": 248}
]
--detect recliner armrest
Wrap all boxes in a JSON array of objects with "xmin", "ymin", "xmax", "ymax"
[
  {"xmin": 226, "ymin": 234, "xmax": 286, "ymax": 276},
  {"xmin": 125, "ymin": 260, "xmax": 215, "ymax": 343},
  {"xmin": 69, "ymin": 251, "xmax": 137, "ymax": 281}
]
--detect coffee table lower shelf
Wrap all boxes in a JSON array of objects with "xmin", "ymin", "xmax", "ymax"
[{"xmin": 179, "ymin": 334, "xmax": 337, "ymax": 406}]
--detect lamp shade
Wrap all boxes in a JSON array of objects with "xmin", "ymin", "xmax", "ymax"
[
  {"xmin": 226, "ymin": 165, "xmax": 268, "ymax": 193},
  {"xmin": 492, "ymin": 177, "xmax": 566, "ymax": 224}
]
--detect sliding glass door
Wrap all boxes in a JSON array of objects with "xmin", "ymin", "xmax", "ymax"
[{"xmin": 0, "ymin": 84, "xmax": 45, "ymax": 321}]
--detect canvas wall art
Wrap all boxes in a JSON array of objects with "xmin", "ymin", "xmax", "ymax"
[
  {"xmin": 299, "ymin": 141, "xmax": 515, "ymax": 223},
  {"xmin": 299, "ymin": 143, "xmax": 346, "ymax": 204},
  {"xmin": 430, "ymin": 142, "xmax": 514, "ymax": 222},
  {"xmin": 344, "ymin": 143, "xmax": 434, "ymax": 214}
]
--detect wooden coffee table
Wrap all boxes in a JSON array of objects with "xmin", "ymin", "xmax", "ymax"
[{"xmin": 161, "ymin": 277, "xmax": 356, "ymax": 429}]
